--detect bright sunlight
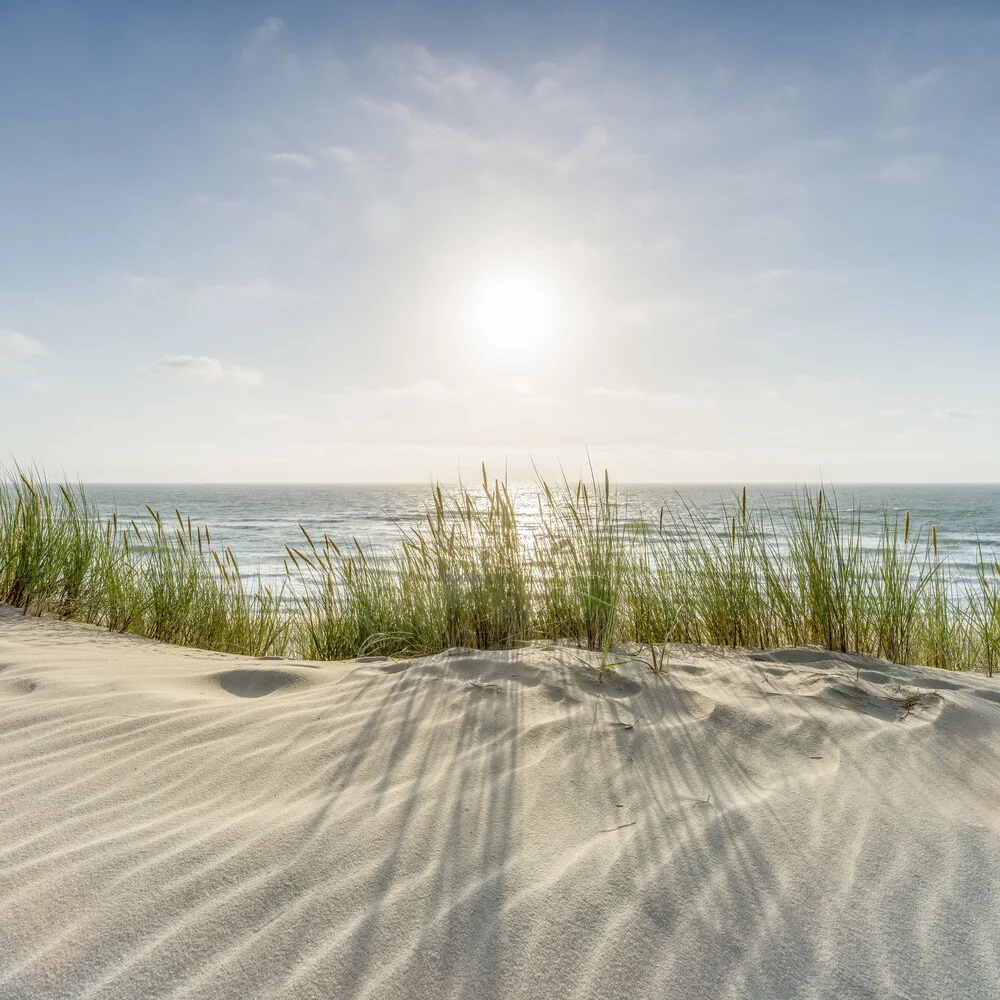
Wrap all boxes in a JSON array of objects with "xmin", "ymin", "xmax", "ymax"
[{"xmin": 464, "ymin": 269, "xmax": 557, "ymax": 356}]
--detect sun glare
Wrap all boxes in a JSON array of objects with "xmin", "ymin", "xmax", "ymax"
[{"xmin": 465, "ymin": 270, "xmax": 556, "ymax": 355}]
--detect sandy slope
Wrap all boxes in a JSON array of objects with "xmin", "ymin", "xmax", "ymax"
[{"xmin": 1, "ymin": 606, "xmax": 999, "ymax": 1000}]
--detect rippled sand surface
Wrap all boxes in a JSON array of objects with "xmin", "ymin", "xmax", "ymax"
[{"xmin": 2, "ymin": 606, "xmax": 999, "ymax": 999}]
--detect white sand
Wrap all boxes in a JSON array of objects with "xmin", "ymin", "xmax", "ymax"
[{"xmin": 2, "ymin": 605, "xmax": 1000, "ymax": 1000}]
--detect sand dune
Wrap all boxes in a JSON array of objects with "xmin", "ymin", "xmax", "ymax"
[{"xmin": 2, "ymin": 605, "xmax": 999, "ymax": 999}]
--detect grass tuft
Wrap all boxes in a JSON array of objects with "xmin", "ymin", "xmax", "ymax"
[
  {"xmin": 2, "ymin": 466, "xmax": 999, "ymax": 675},
  {"xmin": 0, "ymin": 468, "xmax": 286, "ymax": 656}
]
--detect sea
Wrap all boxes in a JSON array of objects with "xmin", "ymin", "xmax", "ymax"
[{"xmin": 79, "ymin": 483, "xmax": 1000, "ymax": 590}]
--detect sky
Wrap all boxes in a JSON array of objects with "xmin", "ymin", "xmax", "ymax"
[{"xmin": 1, "ymin": 0, "xmax": 998, "ymax": 483}]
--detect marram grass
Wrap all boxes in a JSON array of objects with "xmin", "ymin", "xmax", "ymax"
[
  {"xmin": 0, "ymin": 468, "xmax": 287, "ymax": 657},
  {"xmin": 2, "ymin": 465, "xmax": 999, "ymax": 675}
]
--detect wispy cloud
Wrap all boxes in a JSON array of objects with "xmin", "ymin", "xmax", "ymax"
[
  {"xmin": 243, "ymin": 16, "xmax": 283, "ymax": 61},
  {"xmin": 328, "ymin": 378, "xmax": 463, "ymax": 401},
  {"xmin": 123, "ymin": 273, "xmax": 298, "ymax": 302},
  {"xmin": 324, "ymin": 146, "xmax": 365, "ymax": 177},
  {"xmin": 123, "ymin": 273, "xmax": 170, "ymax": 290},
  {"xmin": 586, "ymin": 385, "xmax": 706, "ymax": 407},
  {"xmin": 586, "ymin": 385, "xmax": 648, "ymax": 399},
  {"xmin": 880, "ymin": 153, "xmax": 940, "ymax": 184},
  {"xmin": 888, "ymin": 67, "xmax": 948, "ymax": 115},
  {"xmin": 933, "ymin": 407, "xmax": 978, "ymax": 420},
  {"xmin": 156, "ymin": 355, "xmax": 263, "ymax": 387},
  {"xmin": 374, "ymin": 43, "xmax": 510, "ymax": 108},
  {"xmin": 0, "ymin": 328, "xmax": 46, "ymax": 359},
  {"xmin": 358, "ymin": 45, "xmax": 639, "ymax": 182},
  {"xmin": 268, "ymin": 151, "xmax": 316, "ymax": 168}
]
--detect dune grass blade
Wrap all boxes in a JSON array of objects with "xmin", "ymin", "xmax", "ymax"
[
  {"xmin": 2, "ymin": 465, "xmax": 999, "ymax": 674},
  {"xmin": 0, "ymin": 469, "xmax": 286, "ymax": 657}
]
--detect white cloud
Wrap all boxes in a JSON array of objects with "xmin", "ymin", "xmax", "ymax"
[
  {"xmin": 330, "ymin": 378, "xmax": 459, "ymax": 401},
  {"xmin": 0, "ymin": 328, "xmax": 46, "ymax": 358},
  {"xmin": 587, "ymin": 385, "xmax": 648, "ymax": 399},
  {"xmin": 880, "ymin": 153, "xmax": 940, "ymax": 184},
  {"xmin": 357, "ymin": 48, "xmax": 639, "ymax": 181},
  {"xmin": 360, "ymin": 98, "xmax": 496, "ymax": 162},
  {"xmin": 933, "ymin": 407, "xmax": 978, "ymax": 420},
  {"xmin": 374, "ymin": 43, "xmax": 510, "ymax": 109},
  {"xmin": 123, "ymin": 273, "xmax": 298, "ymax": 302},
  {"xmin": 586, "ymin": 385, "xmax": 712, "ymax": 409},
  {"xmin": 243, "ymin": 16, "xmax": 283, "ymax": 61},
  {"xmin": 325, "ymin": 146, "xmax": 365, "ymax": 176},
  {"xmin": 551, "ymin": 125, "xmax": 615, "ymax": 175},
  {"xmin": 156, "ymin": 355, "xmax": 263, "ymax": 387},
  {"xmin": 123, "ymin": 273, "xmax": 170, "ymax": 290},
  {"xmin": 503, "ymin": 381, "xmax": 555, "ymax": 406},
  {"xmin": 889, "ymin": 67, "xmax": 947, "ymax": 115},
  {"xmin": 268, "ymin": 151, "xmax": 316, "ymax": 168}
]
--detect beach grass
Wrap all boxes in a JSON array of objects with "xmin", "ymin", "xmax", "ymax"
[
  {"xmin": 0, "ymin": 467, "xmax": 287, "ymax": 657},
  {"xmin": 2, "ymin": 465, "xmax": 999, "ymax": 675}
]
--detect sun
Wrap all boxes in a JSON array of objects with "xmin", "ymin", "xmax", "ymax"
[{"xmin": 465, "ymin": 269, "xmax": 556, "ymax": 355}]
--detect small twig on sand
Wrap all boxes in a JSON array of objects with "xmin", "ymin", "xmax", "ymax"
[{"xmin": 610, "ymin": 713, "xmax": 645, "ymax": 731}]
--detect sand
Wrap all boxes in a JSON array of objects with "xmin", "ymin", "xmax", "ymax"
[{"xmin": 1, "ymin": 605, "xmax": 999, "ymax": 999}]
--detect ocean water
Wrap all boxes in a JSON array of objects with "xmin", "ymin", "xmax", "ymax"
[{"xmin": 80, "ymin": 483, "xmax": 1000, "ymax": 589}]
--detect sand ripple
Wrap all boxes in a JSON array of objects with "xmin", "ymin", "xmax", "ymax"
[{"xmin": 2, "ymin": 608, "xmax": 1000, "ymax": 999}]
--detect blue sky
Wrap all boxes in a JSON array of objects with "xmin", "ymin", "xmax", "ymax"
[{"xmin": 1, "ymin": 1, "xmax": 998, "ymax": 481}]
